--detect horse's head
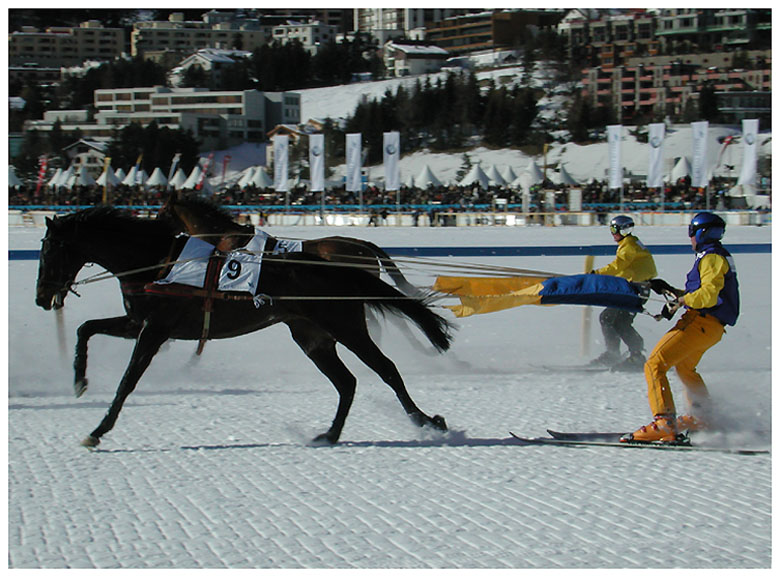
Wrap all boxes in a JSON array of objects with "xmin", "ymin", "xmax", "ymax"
[
  {"xmin": 35, "ymin": 216, "xmax": 86, "ymax": 310},
  {"xmin": 156, "ymin": 189, "xmax": 187, "ymax": 234}
]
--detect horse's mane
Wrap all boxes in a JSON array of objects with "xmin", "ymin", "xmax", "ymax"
[
  {"xmin": 175, "ymin": 194, "xmax": 241, "ymax": 228},
  {"xmin": 58, "ymin": 206, "xmax": 174, "ymax": 238}
]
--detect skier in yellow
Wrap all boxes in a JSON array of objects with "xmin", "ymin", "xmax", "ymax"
[
  {"xmin": 622, "ymin": 212, "xmax": 739, "ymax": 443},
  {"xmin": 591, "ymin": 215, "xmax": 657, "ymax": 371}
]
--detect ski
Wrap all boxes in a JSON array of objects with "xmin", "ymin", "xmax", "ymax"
[
  {"xmin": 547, "ymin": 429, "xmax": 627, "ymax": 442},
  {"xmin": 531, "ymin": 364, "xmax": 611, "ymax": 373},
  {"xmin": 509, "ymin": 432, "xmax": 769, "ymax": 455}
]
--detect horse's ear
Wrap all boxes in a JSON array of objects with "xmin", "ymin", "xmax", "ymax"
[{"xmin": 45, "ymin": 216, "xmax": 53, "ymax": 228}]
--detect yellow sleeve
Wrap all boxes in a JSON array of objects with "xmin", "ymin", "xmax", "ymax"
[
  {"xmin": 595, "ymin": 240, "xmax": 631, "ymax": 277},
  {"xmin": 683, "ymin": 253, "xmax": 729, "ymax": 309},
  {"xmin": 595, "ymin": 237, "xmax": 644, "ymax": 280}
]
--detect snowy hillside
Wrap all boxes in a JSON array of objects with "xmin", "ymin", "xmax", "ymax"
[{"xmin": 203, "ymin": 65, "xmax": 769, "ymax": 190}]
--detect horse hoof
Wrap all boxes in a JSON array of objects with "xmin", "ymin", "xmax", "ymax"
[
  {"xmin": 74, "ymin": 378, "xmax": 88, "ymax": 398},
  {"xmin": 311, "ymin": 432, "xmax": 338, "ymax": 446},
  {"xmin": 81, "ymin": 435, "xmax": 100, "ymax": 448},
  {"xmin": 431, "ymin": 414, "xmax": 448, "ymax": 431}
]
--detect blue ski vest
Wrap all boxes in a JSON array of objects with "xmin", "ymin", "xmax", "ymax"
[{"xmin": 684, "ymin": 242, "xmax": 739, "ymax": 326}]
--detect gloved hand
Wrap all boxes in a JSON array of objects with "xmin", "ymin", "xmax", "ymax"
[
  {"xmin": 661, "ymin": 297, "xmax": 684, "ymax": 320},
  {"xmin": 649, "ymin": 278, "xmax": 684, "ymax": 297}
]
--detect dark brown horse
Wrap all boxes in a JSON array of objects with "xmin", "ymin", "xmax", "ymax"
[
  {"xmin": 157, "ymin": 190, "xmax": 419, "ymax": 296},
  {"xmin": 35, "ymin": 207, "xmax": 452, "ymax": 447}
]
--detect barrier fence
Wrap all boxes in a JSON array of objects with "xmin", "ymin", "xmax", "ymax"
[{"xmin": 8, "ymin": 207, "xmax": 772, "ymax": 229}]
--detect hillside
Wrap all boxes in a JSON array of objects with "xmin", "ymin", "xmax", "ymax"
[{"xmin": 206, "ymin": 65, "xmax": 768, "ymax": 190}]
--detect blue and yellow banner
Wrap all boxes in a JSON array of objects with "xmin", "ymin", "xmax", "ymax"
[{"xmin": 434, "ymin": 274, "xmax": 647, "ymax": 318}]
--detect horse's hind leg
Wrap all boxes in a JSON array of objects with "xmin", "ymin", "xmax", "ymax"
[
  {"xmin": 287, "ymin": 320, "xmax": 357, "ymax": 445},
  {"xmin": 74, "ymin": 316, "xmax": 142, "ymax": 397},
  {"xmin": 82, "ymin": 322, "xmax": 169, "ymax": 448},
  {"xmin": 335, "ymin": 319, "xmax": 447, "ymax": 433}
]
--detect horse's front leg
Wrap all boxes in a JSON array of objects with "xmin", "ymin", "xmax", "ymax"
[
  {"xmin": 74, "ymin": 316, "xmax": 142, "ymax": 398},
  {"xmin": 81, "ymin": 321, "xmax": 169, "ymax": 448}
]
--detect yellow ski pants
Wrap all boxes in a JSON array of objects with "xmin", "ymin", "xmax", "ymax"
[{"xmin": 644, "ymin": 309, "xmax": 725, "ymax": 417}]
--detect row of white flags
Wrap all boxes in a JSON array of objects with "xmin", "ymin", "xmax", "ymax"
[
  {"xmin": 609, "ymin": 118, "xmax": 760, "ymax": 190},
  {"xmin": 272, "ymin": 120, "xmax": 760, "ymax": 193},
  {"xmin": 273, "ymin": 131, "xmax": 401, "ymax": 193}
]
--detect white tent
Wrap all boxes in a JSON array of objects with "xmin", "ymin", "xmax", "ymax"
[
  {"xmin": 137, "ymin": 169, "xmax": 149, "ymax": 187},
  {"xmin": 69, "ymin": 166, "xmax": 97, "ymax": 188},
  {"xmin": 524, "ymin": 161, "xmax": 545, "ymax": 185},
  {"xmin": 97, "ymin": 167, "xmax": 121, "ymax": 187},
  {"xmin": 122, "ymin": 166, "xmax": 140, "ymax": 187},
  {"xmin": 9, "ymin": 166, "xmax": 23, "ymax": 188},
  {"xmin": 459, "ymin": 165, "xmax": 490, "ymax": 188},
  {"xmin": 552, "ymin": 165, "xmax": 578, "ymax": 186},
  {"xmin": 146, "ymin": 167, "xmax": 168, "ymax": 187},
  {"xmin": 511, "ymin": 172, "xmax": 535, "ymax": 191},
  {"xmin": 47, "ymin": 168, "xmax": 63, "ymax": 188},
  {"xmin": 56, "ymin": 167, "xmax": 75, "ymax": 189},
  {"xmin": 251, "ymin": 168, "xmax": 273, "ymax": 188},
  {"xmin": 486, "ymin": 165, "xmax": 507, "ymax": 186},
  {"xmin": 671, "ymin": 156, "xmax": 692, "ymax": 182},
  {"xmin": 415, "ymin": 165, "xmax": 443, "ymax": 188},
  {"xmin": 169, "ymin": 168, "xmax": 187, "ymax": 189},
  {"xmin": 114, "ymin": 167, "xmax": 126, "ymax": 182},
  {"xmin": 237, "ymin": 166, "xmax": 256, "ymax": 188},
  {"xmin": 501, "ymin": 166, "xmax": 518, "ymax": 184},
  {"xmin": 182, "ymin": 166, "xmax": 202, "ymax": 189}
]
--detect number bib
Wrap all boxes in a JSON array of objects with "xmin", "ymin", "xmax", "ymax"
[{"xmin": 218, "ymin": 233, "xmax": 267, "ymax": 294}]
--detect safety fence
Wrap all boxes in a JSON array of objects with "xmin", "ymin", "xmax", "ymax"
[{"xmin": 8, "ymin": 207, "xmax": 772, "ymax": 228}]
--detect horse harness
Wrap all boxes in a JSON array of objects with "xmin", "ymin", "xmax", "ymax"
[{"xmin": 126, "ymin": 236, "xmax": 268, "ymax": 355}]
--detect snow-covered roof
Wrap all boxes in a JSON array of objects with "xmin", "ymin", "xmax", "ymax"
[{"xmin": 387, "ymin": 43, "xmax": 449, "ymax": 57}]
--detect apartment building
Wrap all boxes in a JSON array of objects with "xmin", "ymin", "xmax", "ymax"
[
  {"xmin": 354, "ymin": 9, "xmax": 475, "ymax": 44},
  {"xmin": 24, "ymin": 86, "xmax": 301, "ymax": 151},
  {"xmin": 581, "ymin": 51, "xmax": 771, "ymax": 123},
  {"xmin": 270, "ymin": 21, "xmax": 339, "ymax": 54},
  {"xmin": 131, "ymin": 11, "xmax": 270, "ymax": 58},
  {"xmin": 424, "ymin": 9, "xmax": 564, "ymax": 54},
  {"xmin": 559, "ymin": 8, "xmax": 771, "ymax": 66},
  {"xmin": 8, "ymin": 20, "xmax": 126, "ymax": 67}
]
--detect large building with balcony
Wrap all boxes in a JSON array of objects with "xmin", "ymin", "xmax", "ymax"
[
  {"xmin": 270, "ymin": 20, "xmax": 339, "ymax": 54},
  {"xmin": 131, "ymin": 11, "xmax": 270, "ymax": 58},
  {"xmin": 24, "ymin": 86, "xmax": 301, "ymax": 151},
  {"xmin": 8, "ymin": 20, "xmax": 126, "ymax": 67},
  {"xmin": 581, "ymin": 50, "xmax": 771, "ymax": 124},
  {"xmin": 424, "ymin": 9, "xmax": 564, "ymax": 55}
]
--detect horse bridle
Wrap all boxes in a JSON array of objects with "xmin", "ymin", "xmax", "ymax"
[{"xmin": 39, "ymin": 236, "xmax": 83, "ymax": 300}]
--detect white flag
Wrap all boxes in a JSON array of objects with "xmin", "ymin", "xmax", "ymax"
[
  {"xmin": 646, "ymin": 123, "xmax": 665, "ymax": 188},
  {"xmin": 383, "ymin": 131, "xmax": 400, "ymax": 191},
  {"xmin": 273, "ymin": 135, "xmax": 289, "ymax": 192},
  {"xmin": 737, "ymin": 118, "xmax": 759, "ymax": 187},
  {"xmin": 309, "ymin": 133, "xmax": 325, "ymax": 193},
  {"xmin": 607, "ymin": 125, "xmax": 622, "ymax": 189},
  {"xmin": 345, "ymin": 133, "xmax": 362, "ymax": 192},
  {"xmin": 691, "ymin": 120, "xmax": 709, "ymax": 188}
]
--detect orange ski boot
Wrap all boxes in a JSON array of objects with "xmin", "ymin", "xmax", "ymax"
[{"xmin": 621, "ymin": 415, "xmax": 683, "ymax": 443}]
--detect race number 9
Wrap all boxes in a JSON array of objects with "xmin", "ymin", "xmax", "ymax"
[{"xmin": 226, "ymin": 259, "xmax": 242, "ymax": 280}]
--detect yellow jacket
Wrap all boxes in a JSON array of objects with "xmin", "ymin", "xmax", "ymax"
[
  {"xmin": 595, "ymin": 234, "xmax": 657, "ymax": 282},
  {"xmin": 683, "ymin": 253, "xmax": 728, "ymax": 309}
]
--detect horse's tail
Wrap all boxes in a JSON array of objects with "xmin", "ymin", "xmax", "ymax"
[
  {"xmin": 360, "ymin": 239, "xmax": 421, "ymax": 297},
  {"xmin": 362, "ymin": 276, "xmax": 454, "ymax": 353}
]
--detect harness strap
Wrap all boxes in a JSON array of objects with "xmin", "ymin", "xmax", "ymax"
[{"xmin": 196, "ymin": 254, "xmax": 224, "ymax": 355}]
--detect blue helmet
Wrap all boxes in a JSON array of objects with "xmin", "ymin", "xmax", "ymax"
[
  {"xmin": 688, "ymin": 212, "xmax": 725, "ymax": 245},
  {"xmin": 609, "ymin": 215, "xmax": 634, "ymax": 237}
]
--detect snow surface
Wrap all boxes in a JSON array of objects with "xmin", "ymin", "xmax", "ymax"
[{"xmin": 7, "ymin": 223, "xmax": 771, "ymax": 568}]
